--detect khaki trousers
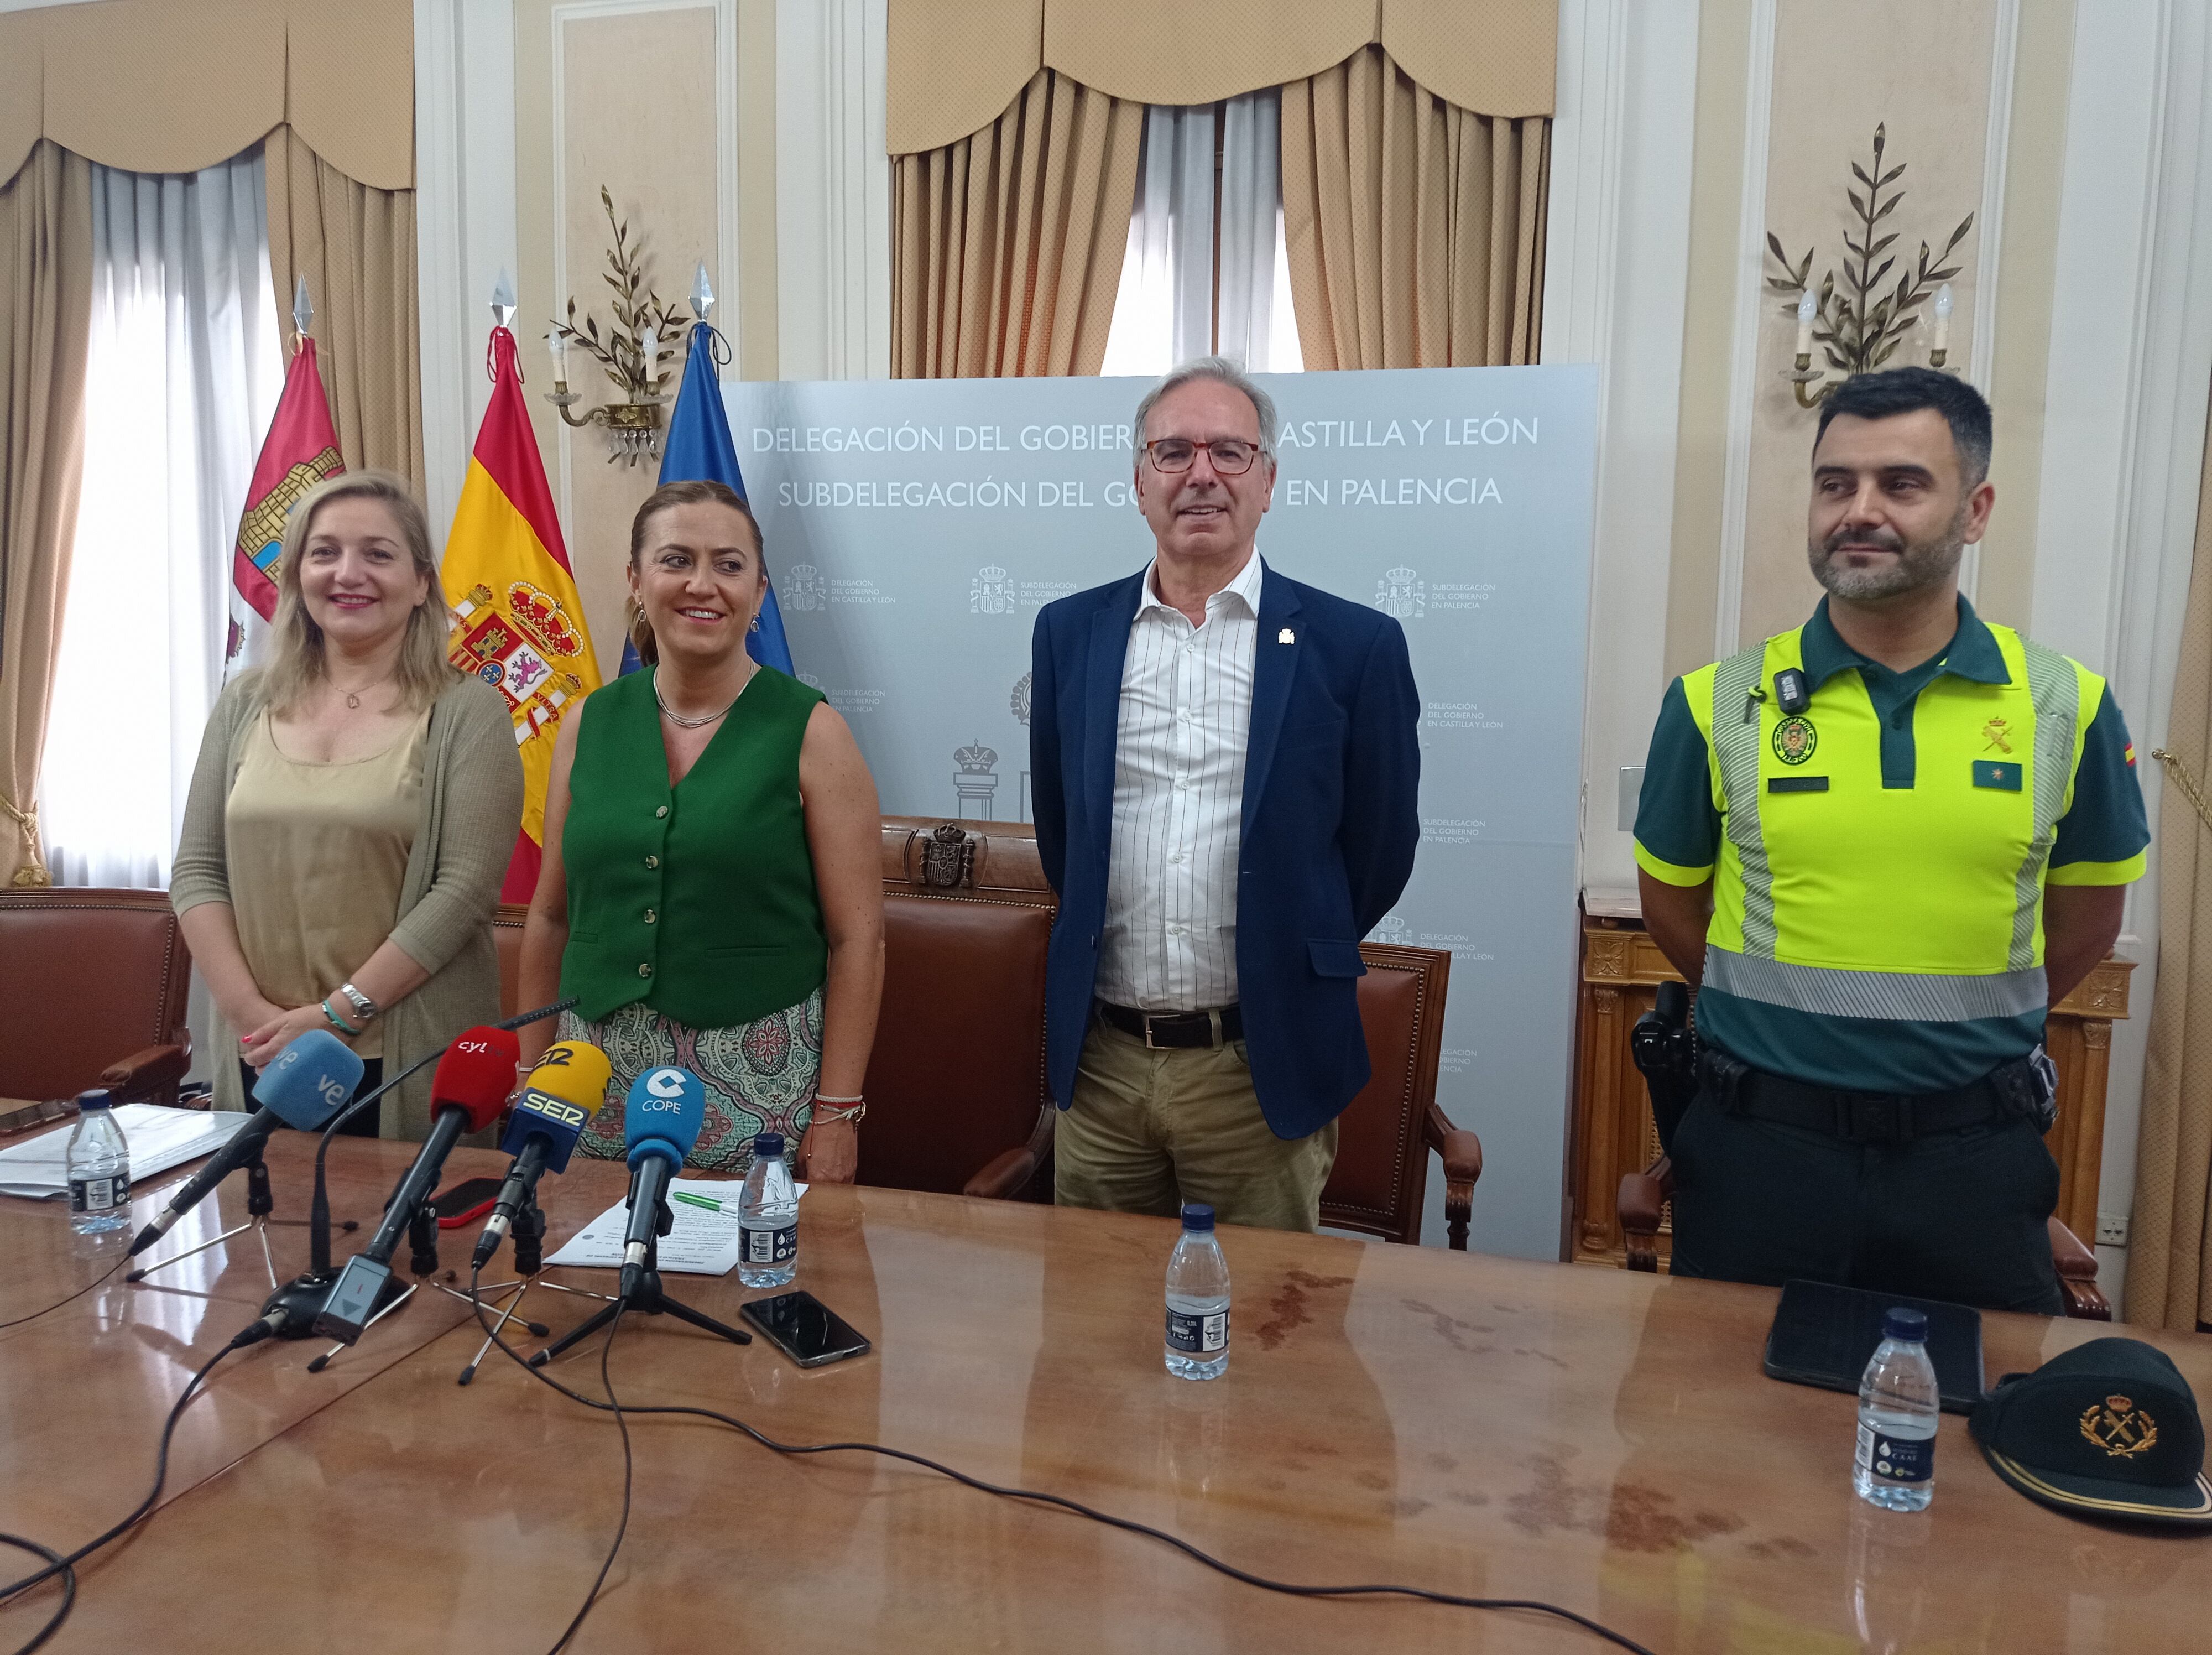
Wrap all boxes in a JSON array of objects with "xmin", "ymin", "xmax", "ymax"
[{"xmin": 1054, "ymin": 1017, "xmax": 1339, "ymax": 1232}]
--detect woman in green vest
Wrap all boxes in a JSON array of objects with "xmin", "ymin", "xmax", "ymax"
[{"xmin": 517, "ymin": 480, "xmax": 884, "ymax": 1180}]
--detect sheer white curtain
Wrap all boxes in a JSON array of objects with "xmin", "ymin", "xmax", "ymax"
[
  {"xmin": 1101, "ymin": 91, "xmax": 1302, "ymax": 378},
  {"xmin": 41, "ymin": 150, "xmax": 283, "ymax": 889}
]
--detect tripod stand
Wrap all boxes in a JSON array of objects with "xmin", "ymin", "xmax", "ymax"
[
  {"xmin": 126, "ymin": 1145, "xmax": 281, "ymax": 1292},
  {"xmin": 528, "ymin": 1211, "xmax": 749, "ymax": 1368},
  {"xmin": 457, "ymin": 1191, "xmax": 614, "ymax": 1383}
]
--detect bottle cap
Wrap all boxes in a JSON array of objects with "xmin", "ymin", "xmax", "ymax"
[
  {"xmin": 1883, "ymin": 1307, "xmax": 1929, "ymax": 1343},
  {"xmin": 1180, "ymin": 1203, "xmax": 1214, "ymax": 1232},
  {"xmin": 753, "ymin": 1132, "xmax": 784, "ymax": 1158},
  {"xmin": 75, "ymin": 1089, "xmax": 114, "ymax": 1111}
]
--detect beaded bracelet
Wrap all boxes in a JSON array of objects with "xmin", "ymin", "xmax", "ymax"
[{"xmin": 811, "ymin": 1099, "xmax": 866, "ymax": 1125}]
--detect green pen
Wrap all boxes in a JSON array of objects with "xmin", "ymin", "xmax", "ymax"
[{"xmin": 672, "ymin": 1191, "xmax": 724, "ymax": 1213}]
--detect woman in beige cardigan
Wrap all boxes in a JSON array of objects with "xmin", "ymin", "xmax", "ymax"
[{"xmin": 172, "ymin": 472, "xmax": 522, "ymax": 1139}]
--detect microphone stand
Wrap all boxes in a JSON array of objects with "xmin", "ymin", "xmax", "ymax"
[
  {"xmin": 126, "ymin": 1146, "xmax": 281, "ymax": 1293},
  {"xmin": 456, "ymin": 1190, "xmax": 611, "ymax": 1385},
  {"xmin": 527, "ymin": 1195, "xmax": 749, "ymax": 1368}
]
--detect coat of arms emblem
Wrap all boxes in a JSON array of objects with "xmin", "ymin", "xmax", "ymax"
[
  {"xmin": 448, "ymin": 582, "xmax": 586, "ymax": 742},
  {"xmin": 1375, "ymin": 565, "xmax": 1425, "ymax": 620},
  {"xmin": 783, "ymin": 564, "xmax": 826, "ymax": 612},
  {"xmin": 2080, "ymin": 1395, "xmax": 2159, "ymax": 1458},
  {"xmin": 971, "ymin": 565, "xmax": 1013, "ymax": 615}
]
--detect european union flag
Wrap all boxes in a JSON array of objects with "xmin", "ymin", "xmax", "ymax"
[{"xmin": 620, "ymin": 322, "xmax": 794, "ymax": 676}]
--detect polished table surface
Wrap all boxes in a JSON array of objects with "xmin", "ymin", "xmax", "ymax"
[{"xmin": 4, "ymin": 1137, "xmax": 2211, "ymax": 1653}]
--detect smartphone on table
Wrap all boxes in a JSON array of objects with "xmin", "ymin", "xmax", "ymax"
[{"xmin": 739, "ymin": 1290, "xmax": 872, "ymax": 1367}]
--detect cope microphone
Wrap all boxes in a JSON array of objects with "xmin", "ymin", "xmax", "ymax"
[
  {"xmin": 127, "ymin": 1032, "xmax": 364, "ymax": 1259},
  {"xmin": 471, "ymin": 1040, "xmax": 613, "ymax": 1271},
  {"xmin": 311, "ymin": 1028, "xmax": 518, "ymax": 1345},
  {"xmin": 618, "ymin": 1066, "xmax": 706, "ymax": 1300}
]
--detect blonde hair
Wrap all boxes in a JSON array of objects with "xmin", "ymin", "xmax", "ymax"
[
  {"xmin": 623, "ymin": 478, "xmax": 765, "ymax": 668},
  {"xmin": 257, "ymin": 471, "xmax": 458, "ymax": 716}
]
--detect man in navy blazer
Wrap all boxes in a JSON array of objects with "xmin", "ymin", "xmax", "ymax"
[{"xmin": 1029, "ymin": 357, "xmax": 1421, "ymax": 1231}]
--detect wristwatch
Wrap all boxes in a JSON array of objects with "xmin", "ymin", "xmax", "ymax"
[{"xmin": 335, "ymin": 982, "xmax": 380, "ymax": 1023}]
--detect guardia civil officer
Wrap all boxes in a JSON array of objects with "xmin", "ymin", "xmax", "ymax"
[{"xmin": 1634, "ymin": 368, "xmax": 2148, "ymax": 1314}]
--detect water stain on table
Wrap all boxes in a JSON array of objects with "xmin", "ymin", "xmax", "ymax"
[
  {"xmin": 1507, "ymin": 1453, "xmax": 1745, "ymax": 1554},
  {"xmin": 1252, "ymin": 1268, "xmax": 1355, "ymax": 1350}
]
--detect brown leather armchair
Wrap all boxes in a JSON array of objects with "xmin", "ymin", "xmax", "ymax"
[
  {"xmin": 1617, "ymin": 1156, "xmax": 2111, "ymax": 1320},
  {"xmin": 0, "ymin": 888, "xmax": 195, "ymax": 1136}
]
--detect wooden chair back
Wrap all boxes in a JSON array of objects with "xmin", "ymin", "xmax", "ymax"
[{"xmin": 0, "ymin": 888, "xmax": 192, "ymax": 1112}]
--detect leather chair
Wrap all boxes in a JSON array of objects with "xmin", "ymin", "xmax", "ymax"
[
  {"xmin": 493, "ymin": 902, "xmax": 528, "ymax": 1019},
  {"xmin": 1617, "ymin": 1156, "xmax": 2112, "ymax": 1320},
  {"xmin": 0, "ymin": 888, "xmax": 194, "ymax": 1136}
]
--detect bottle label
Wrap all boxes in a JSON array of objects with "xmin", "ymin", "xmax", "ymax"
[
  {"xmin": 1166, "ymin": 1305, "xmax": 1228, "ymax": 1355},
  {"xmin": 69, "ymin": 1173, "xmax": 128, "ymax": 1215},
  {"xmin": 1856, "ymin": 1421, "xmax": 1934, "ymax": 1484},
  {"xmin": 742, "ymin": 1223, "xmax": 796, "ymax": 1264}
]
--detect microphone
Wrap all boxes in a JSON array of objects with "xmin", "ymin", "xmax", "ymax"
[
  {"xmin": 127, "ymin": 1032, "xmax": 364, "ymax": 1258},
  {"xmin": 311, "ymin": 1027, "xmax": 518, "ymax": 1344},
  {"xmin": 618, "ymin": 1066, "xmax": 705, "ymax": 1300},
  {"xmin": 471, "ymin": 1040, "xmax": 612, "ymax": 1271}
]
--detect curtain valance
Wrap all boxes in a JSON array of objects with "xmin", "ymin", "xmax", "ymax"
[
  {"xmin": 888, "ymin": 0, "xmax": 1556, "ymax": 155},
  {"xmin": 0, "ymin": 0, "xmax": 413, "ymax": 192}
]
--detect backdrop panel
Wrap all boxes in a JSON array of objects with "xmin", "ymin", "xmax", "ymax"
[{"xmin": 728, "ymin": 367, "xmax": 1598, "ymax": 1257}]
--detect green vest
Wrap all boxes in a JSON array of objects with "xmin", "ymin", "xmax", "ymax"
[
  {"xmin": 560, "ymin": 666, "xmax": 827, "ymax": 1029},
  {"xmin": 1682, "ymin": 618, "xmax": 2098, "ymax": 1031}
]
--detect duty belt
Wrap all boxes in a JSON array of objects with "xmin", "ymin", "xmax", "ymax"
[
  {"xmin": 1697, "ymin": 1048, "xmax": 2048, "ymax": 1144},
  {"xmin": 1096, "ymin": 1000, "xmax": 1243, "ymax": 1050}
]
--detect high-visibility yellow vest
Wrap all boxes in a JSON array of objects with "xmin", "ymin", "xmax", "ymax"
[{"xmin": 1680, "ymin": 619, "xmax": 2098, "ymax": 1021}]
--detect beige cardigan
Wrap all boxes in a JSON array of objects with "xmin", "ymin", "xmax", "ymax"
[{"xmin": 171, "ymin": 673, "xmax": 525, "ymax": 1141}]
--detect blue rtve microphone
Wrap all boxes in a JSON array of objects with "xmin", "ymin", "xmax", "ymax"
[
  {"xmin": 619, "ymin": 1066, "xmax": 705, "ymax": 1299},
  {"xmin": 127, "ymin": 1031, "xmax": 364, "ymax": 1257}
]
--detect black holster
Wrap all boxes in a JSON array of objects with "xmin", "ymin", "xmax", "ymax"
[{"xmin": 1630, "ymin": 981, "xmax": 1699, "ymax": 1154}]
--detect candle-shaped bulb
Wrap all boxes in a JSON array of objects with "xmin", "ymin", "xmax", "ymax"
[
  {"xmin": 1794, "ymin": 288, "xmax": 1816, "ymax": 357},
  {"xmin": 546, "ymin": 329, "xmax": 567, "ymax": 375},
  {"xmin": 1931, "ymin": 282, "xmax": 1954, "ymax": 353},
  {"xmin": 639, "ymin": 325, "xmax": 659, "ymax": 390}
]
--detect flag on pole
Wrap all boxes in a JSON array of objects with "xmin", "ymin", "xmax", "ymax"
[
  {"xmin": 441, "ymin": 326, "xmax": 602, "ymax": 902},
  {"xmin": 227, "ymin": 329, "xmax": 342, "ymax": 674},
  {"xmin": 619, "ymin": 316, "xmax": 792, "ymax": 675}
]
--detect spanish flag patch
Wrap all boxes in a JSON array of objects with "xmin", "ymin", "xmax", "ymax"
[{"xmin": 2125, "ymin": 742, "xmax": 2137, "ymax": 768}]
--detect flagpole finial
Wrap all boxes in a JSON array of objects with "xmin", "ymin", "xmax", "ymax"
[
  {"xmin": 292, "ymin": 275, "xmax": 314, "ymax": 338},
  {"xmin": 691, "ymin": 261, "xmax": 716, "ymax": 323},
  {"xmin": 491, "ymin": 269, "xmax": 518, "ymax": 331}
]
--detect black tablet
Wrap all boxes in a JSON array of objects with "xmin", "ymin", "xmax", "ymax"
[{"xmin": 1763, "ymin": 1278, "xmax": 1985, "ymax": 1414}]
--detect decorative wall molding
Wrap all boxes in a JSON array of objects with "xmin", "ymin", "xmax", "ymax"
[
  {"xmin": 415, "ymin": 0, "xmax": 520, "ymax": 539},
  {"xmin": 1547, "ymin": 0, "xmax": 1702, "ymax": 909},
  {"xmin": 776, "ymin": 0, "xmax": 890, "ymax": 379},
  {"xmin": 1709, "ymin": 0, "xmax": 1777, "ymax": 660},
  {"xmin": 1955, "ymin": 0, "xmax": 2020, "ymax": 605}
]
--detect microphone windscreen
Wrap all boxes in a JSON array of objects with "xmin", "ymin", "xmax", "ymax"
[
  {"xmin": 497, "ymin": 1041, "xmax": 612, "ymax": 1172},
  {"xmin": 623, "ymin": 1066, "xmax": 705, "ymax": 1170},
  {"xmin": 430, "ymin": 1026, "xmax": 523, "ymax": 1133},
  {"xmin": 252, "ymin": 1031, "xmax": 367, "ymax": 1130}
]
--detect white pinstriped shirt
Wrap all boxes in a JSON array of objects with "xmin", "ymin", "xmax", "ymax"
[{"xmin": 1095, "ymin": 551, "xmax": 1262, "ymax": 1012}]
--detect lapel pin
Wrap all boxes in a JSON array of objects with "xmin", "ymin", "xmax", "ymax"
[{"xmin": 1278, "ymin": 627, "xmax": 1295, "ymax": 644}]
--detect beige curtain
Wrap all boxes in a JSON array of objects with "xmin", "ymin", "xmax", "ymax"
[
  {"xmin": 0, "ymin": 142, "xmax": 93, "ymax": 887},
  {"xmin": 2131, "ymin": 394, "xmax": 2212, "ymax": 1332},
  {"xmin": 1282, "ymin": 45, "xmax": 1548, "ymax": 371},
  {"xmin": 892, "ymin": 70, "xmax": 1142, "ymax": 378},
  {"xmin": 264, "ymin": 126, "xmax": 425, "ymax": 491}
]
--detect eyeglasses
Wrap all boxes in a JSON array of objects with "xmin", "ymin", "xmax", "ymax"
[{"xmin": 1142, "ymin": 437, "xmax": 1266, "ymax": 475}]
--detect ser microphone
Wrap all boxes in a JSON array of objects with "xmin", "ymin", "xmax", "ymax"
[
  {"xmin": 471, "ymin": 1040, "xmax": 612, "ymax": 1271},
  {"xmin": 618, "ymin": 1066, "xmax": 706, "ymax": 1300},
  {"xmin": 127, "ymin": 1032, "xmax": 364, "ymax": 1258},
  {"xmin": 310, "ymin": 1028, "xmax": 518, "ymax": 1345}
]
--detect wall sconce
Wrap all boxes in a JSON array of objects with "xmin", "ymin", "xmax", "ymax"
[
  {"xmin": 1768, "ymin": 124, "xmax": 1972, "ymax": 409},
  {"xmin": 545, "ymin": 186, "xmax": 689, "ymax": 465}
]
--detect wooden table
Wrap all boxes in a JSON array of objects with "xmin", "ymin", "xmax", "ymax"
[{"xmin": 4, "ymin": 1141, "xmax": 2210, "ymax": 1653}]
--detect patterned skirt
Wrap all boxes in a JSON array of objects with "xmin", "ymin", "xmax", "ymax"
[{"xmin": 557, "ymin": 988, "xmax": 823, "ymax": 1173}]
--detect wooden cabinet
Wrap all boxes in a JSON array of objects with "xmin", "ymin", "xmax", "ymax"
[{"xmin": 1568, "ymin": 913, "xmax": 2134, "ymax": 1269}]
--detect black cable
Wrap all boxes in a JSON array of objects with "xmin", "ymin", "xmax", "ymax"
[
  {"xmin": 0, "ymin": 1251, "xmax": 127, "ymax": 1332},
  {"xmin": 468, "ymin": 1293, "xmax": 1658, "ymax": 1654},
  {"xmin": 0, "ymin": 1533, "xmax": 74, "ymax": 1655},
  {"xmin": 542, "ymin": 1293, "xmax": 629, "ymax": 1655},
  {"xmin": 0, "ymin": 1341, "xmax": 237, "ymax": 1606}
]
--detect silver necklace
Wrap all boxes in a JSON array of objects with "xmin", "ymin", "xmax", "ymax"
[{"xmin": 653, "ymin": 668, "xmax": 752, "ymax": 728}]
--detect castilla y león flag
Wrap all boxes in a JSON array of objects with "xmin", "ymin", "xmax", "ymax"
[
  {"xmin": 228, "ymin": 335, "xmax": 343, "ymax": 659},
  {"xmin": 441, "ymin": 326, "xmax": 601, "ymax": 902}
]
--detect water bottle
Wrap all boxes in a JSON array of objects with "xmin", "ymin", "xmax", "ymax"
[
  {"xmin": 1164, "ymin": 1203, "xmax": 1230, "ymax": 1381},
  {"xmin": 1855, "ymin": 1307, "xmax": 1940, "ymax": 1511},
  {"xmin": 65, "ymin": 1090, "xmax": 132, "ymax": 1236},
  {"xmin": 737, "ymin": 1132, "xmax": 799, "ymax": 1288}
]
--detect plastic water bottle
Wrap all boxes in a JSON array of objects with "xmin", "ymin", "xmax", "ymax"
[
  {"xmin": 1164, "ymin": 1203, "xmax": 1230, "ymax": 1381},
  {"xmin": 1855, "ymin": 1307, "xmax": 1939, "ymax": 1511},
  {"xmin": 65, "ymin": 1090, "xmax": 132, "ymax": 1236},
  {"xmin": 737, "ymin": 1132, "xmax": 799, "ymax": 1288}
]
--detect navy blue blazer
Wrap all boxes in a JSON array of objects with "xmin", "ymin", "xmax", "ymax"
[{"xmin": 1029, "ymin": 559, "xmax": 1421, "ymax": 1141}]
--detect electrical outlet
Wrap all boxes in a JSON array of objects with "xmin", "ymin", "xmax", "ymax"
[{"xmin": 2096, "ymin": 1213, "xmax": 2130, "ymax": 1248}]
